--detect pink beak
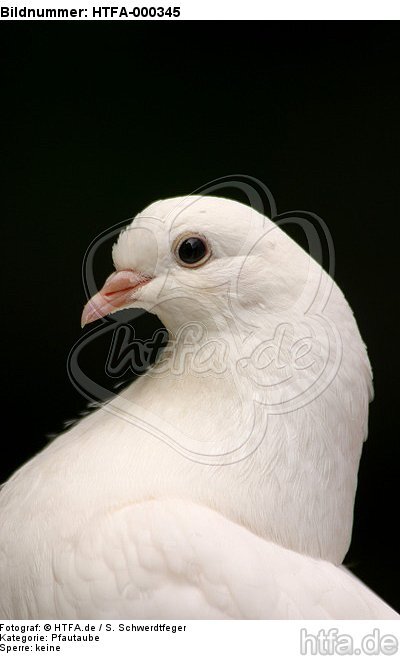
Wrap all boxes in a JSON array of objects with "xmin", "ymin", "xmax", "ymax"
[{"xmin": 81, "ymin": 270, "xmax": 152, "ymax": 327}]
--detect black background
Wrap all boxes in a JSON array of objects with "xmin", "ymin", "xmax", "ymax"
[{"xmin": 1, "ymin": 22, "xmax": 399, "ymax": 612}]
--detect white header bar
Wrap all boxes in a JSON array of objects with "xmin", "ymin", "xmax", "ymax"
[
  {"xmin": 1, "ymin": 0, "xmax": 400, "ymax": 20},
  {"xmin": 0, "ymin": 620, "xmax": 399, "ymax": 656}
]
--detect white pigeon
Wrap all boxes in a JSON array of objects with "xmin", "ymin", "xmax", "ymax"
[{"xmin": 0, "ymin": 195, "xmax": 398, "ymax": 619}]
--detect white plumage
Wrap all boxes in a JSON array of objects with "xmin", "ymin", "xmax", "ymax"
[{"xmin": 0, "ymin": 195, "xmax": 397, "ymax": 619}]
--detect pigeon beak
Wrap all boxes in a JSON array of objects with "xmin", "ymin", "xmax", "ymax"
[{"xmin": 81, "ymin": 269, "xmax": 152, "ymax": 327}]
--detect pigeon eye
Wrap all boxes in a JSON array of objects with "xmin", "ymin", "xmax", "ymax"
[{"xmin": 173, "ymin": 234, "xmax": 211, "ymax": 268}]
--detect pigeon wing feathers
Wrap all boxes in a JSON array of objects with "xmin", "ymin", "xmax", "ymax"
[{"xmin": 47, "ymin": 499, "xmax": 398, "ymax": 619}]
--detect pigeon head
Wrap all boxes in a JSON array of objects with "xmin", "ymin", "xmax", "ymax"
[
  {"xmin": 80, "ymin": 194, "xmax": 373, "ymax": 565},
  {"xmin": 81, "ymin": 194, "xmax": 314, "ymax": 333}
]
